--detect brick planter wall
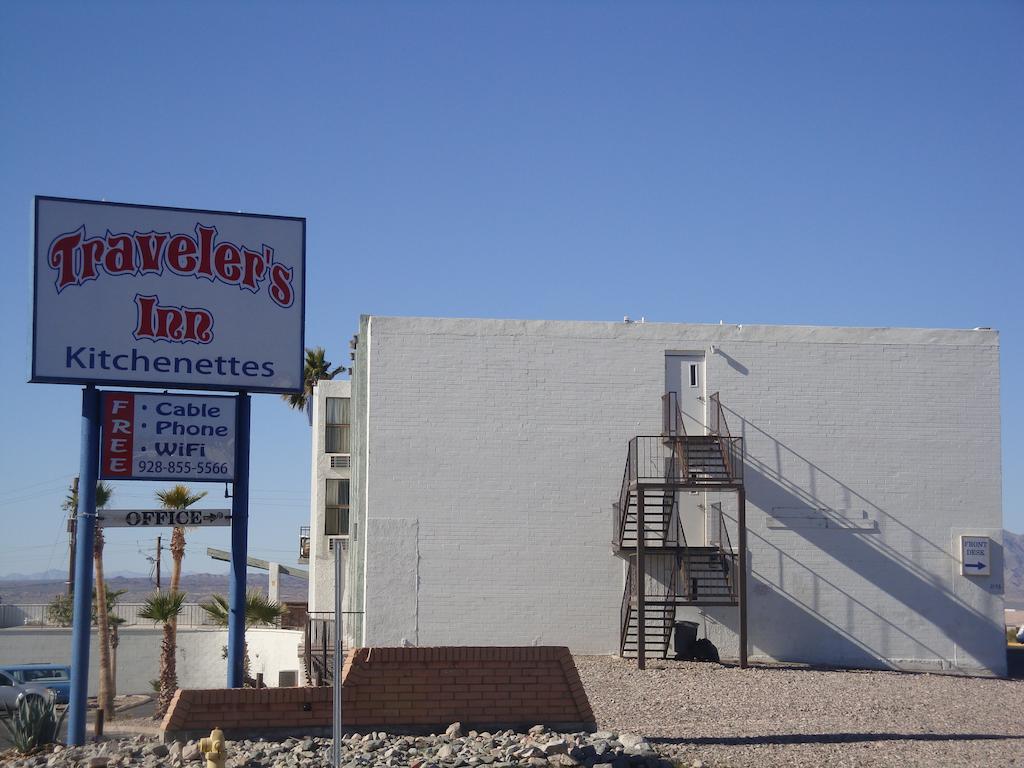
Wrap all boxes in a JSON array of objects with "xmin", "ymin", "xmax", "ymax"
[
  {"xmin": 341, "ymin": 646, "xmax": 594, "ymax": 730},
  {"xmin": 161, "ymin": 646, "xmax": 594, "ymax": 740}
]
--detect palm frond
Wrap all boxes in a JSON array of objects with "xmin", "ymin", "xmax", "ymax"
[
  {"xmin": 138, "ymin": 591, "xmax": 186, "ymax": 623},
  {"xmin": 156, "ymin": 484, "xmax": 207, "ymax": 510}
]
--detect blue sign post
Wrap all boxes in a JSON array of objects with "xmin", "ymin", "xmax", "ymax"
[
  {"xmin": 67, "ymin": 386, "xmax": 100, "ymax": 746},
  {"xmin": 227, "ymin": 393, "xmax": 251, "ymax": 688}
]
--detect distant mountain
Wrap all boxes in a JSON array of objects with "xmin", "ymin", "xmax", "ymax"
[
  {"xmin": 1005, "ymin": 529, "xmax": 1024, "ymax": 609},
  {"xmin": 0, "ymin": 569, "xmax": 67, "ymax": 583},
  {"xmin": 0, "ymin": 573, "xmax": 308, "ymax": 605}
]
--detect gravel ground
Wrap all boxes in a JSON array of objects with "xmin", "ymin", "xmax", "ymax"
[{"xmin": 575, "ymin": 655, "xmax": 1024, "ymax": 767}]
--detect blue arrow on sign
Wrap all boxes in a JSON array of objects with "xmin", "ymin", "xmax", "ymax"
[{"xmin": 964, "ymin": 561, "xmax": 986, "ymax": 570}]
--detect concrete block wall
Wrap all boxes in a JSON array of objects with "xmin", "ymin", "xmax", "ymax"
[
  {"xmin": 0, "ymin": 626, "xmax": 304, "ymax": 694},
  {"xmin": 351, "ymin": 317, "xmax": 1004, "ymax": 675}
]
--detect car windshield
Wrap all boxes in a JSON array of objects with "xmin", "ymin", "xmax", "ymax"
[{"xmin": 21, "ymin": 669, "xmax": 68, "ymax": 682}]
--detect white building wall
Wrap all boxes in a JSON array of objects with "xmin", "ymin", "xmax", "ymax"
[
  {"xmin": 0, "ymin": 627, "xmax": 303, "ymax": 694},
  {"xmin": 353, "ymin": 317, "xmax": 1004, "ymax": 676},
  {"xmin": 307, "ymin": 379, "xmax": 350, "ymax": 614}
]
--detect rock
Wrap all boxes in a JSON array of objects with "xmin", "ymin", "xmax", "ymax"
[
  {"xmin": 144, "ymin": 744, "xmax": 169, "ymax": 758},
  {"xmin": 542, "ymin": 739, "xmax": 569, "ymax": 756},
  {"xmin": 181, "ymin": 743, "xmax": 200, "ymax": 761},
  {"xmin": 594, "ymin": 764, "xmax": 615, "ymax": 768},
  {"xmin": 446, "ymin": 722, "xmax": 464, "ymax": 739},
  {"xmin": 436, "ymin": 744, "xmax": 456, "ymax": 760},
  {"xmin": 528, "ymin": 725, "xmax": 547, "ymax": 736},
  {"xmin": 549, "ymin": 755, "xmax": 579, "ymax": 767},
  {"xmin": 593, "ymin": 732, "xmax": 616, "ymax": 741},
  {"xmin": 690, "ymin": 761, "xmax": 705, "ymax": 768},
  {"xmin": 518, "ymin": 746, "xmax": 547, "ymax": 759},
  {"xmin": 527, "ymin": 759, "xmax": 549, "ymax": 768},
  {"xmin": 87, "ymin": 759, "xmax": 109, "ymax": 768},
  {"xmin": 617, "ymin": 734, "xmax": 643, "ymax": 750}
]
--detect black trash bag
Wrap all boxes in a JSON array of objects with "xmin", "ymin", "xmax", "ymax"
[{"xmin": 692, "ymin": 637, "xmax": 720, "ymax": 663}]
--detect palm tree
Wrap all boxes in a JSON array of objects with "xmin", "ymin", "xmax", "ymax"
[
  {"xmin": 281, "ymin": 347, "xmax": 345, "ymax": 417},
  {"xmin": 200, "ymin": 591, "xmax": 286, "ymax": 684},
  {"xmin": 138, "ymin": 591, "xmax": 186, "ymax": 717},
  {"xmin": 155, "ymin": 485, "xmax": 207, "ymax": 633},
  {"xmin": 91, "ymin": 482, "xmax": 115, "ymax": 718}
]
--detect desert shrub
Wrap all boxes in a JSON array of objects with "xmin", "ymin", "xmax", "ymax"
[{"xmin": 0, "ymin": 693, "xmax": 66, "ymax": 754}]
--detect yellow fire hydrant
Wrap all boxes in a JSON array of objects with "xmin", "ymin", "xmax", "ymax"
[{"xmin": 198, "ymin": 727, "xmax": 227, "ymax": 768}]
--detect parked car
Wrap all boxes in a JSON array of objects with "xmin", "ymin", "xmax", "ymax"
[
  {"xmin": 0, "ymin": 669, "xmax": 56, "ymax": 713},
  {"xmin": 0, "ymin": 664, "xmax": 71, "ymax": 705}
]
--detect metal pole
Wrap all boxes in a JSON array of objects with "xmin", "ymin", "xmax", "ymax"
[
  {"xmin": 67, "ymin": 476, "xmax": 78, "ymax": 595},
  {"xmin": 68, "ymin": 386, "xmax": 100, "ymax": 745},
  {"xmin": 155, "ymin": 536, "xmax": 161, "ymax": 592},
  {"xmin": 636, "ymin": 487, "xmax": 646, "ymax": 670},
  {"xmin": 332, "ymin": 543, "xmax": 343, "ymax": 766},
  {"xmin": 227, "ymin": 392, "xmax": 251, "ymax": 688},
  {"xmin": 738, "ymin": 487, "xmax": 748, "ymax": 669}
]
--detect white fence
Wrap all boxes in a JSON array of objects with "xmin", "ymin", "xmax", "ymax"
[{"xmin": 0, "ymin": 603, "xmax": 220, "ymax": 629}]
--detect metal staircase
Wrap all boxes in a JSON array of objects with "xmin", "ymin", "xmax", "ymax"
[{"xmin": 613, "ymin": 391, "xmax": 748, "ymax": 666}]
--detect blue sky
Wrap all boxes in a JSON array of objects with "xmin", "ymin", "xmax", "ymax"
[{"xmin": 1, "ymin": 1, "xmax": 1021, "ymax": 578}]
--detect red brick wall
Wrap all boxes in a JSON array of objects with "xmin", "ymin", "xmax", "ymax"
[
  {"xmin": 161, "ymin": 646, "xmax": 594, "ymax": 738},
  {"xmin": 341, "ymin": 646, "xmax": 593, "ymax": 728},
  {"xmin": 161, "ymin": 685, "xmax": 333, "ymax": 736}
]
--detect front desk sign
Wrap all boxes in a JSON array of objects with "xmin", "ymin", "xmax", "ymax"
[
  {"xmin": 960, "ymin": 535, "xmax": 992, "ymax": 577},
  {"xmin": 100, "ymin": 391, "xmax": 235, "ymax": 481}
]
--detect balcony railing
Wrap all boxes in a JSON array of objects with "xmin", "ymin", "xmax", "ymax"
[{"xmin": 304, "ymin": 611, "xmax": 365, "ymax": 686}]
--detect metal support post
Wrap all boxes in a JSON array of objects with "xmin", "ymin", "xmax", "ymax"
[
  {"xmin": 636, "ymin": 487, "xmax": 646, "ymax": 670},
  {"xmin": 738, "ymin": 487, "xmax": 748, "ymax": 669},
  {"xmin": 332, "ymin": 543, "xmax": 343, "ymax": 766},
  {"xmin": 227, "ymin": 392, "xmax": 251, "ymax": 688},
  {"xmin": 68, "ymin": 386, "xmax": 100, "ymax": 745}
]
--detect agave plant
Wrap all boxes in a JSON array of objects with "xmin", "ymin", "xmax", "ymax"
[{"xmin": 0, "ymin": 694, "xmax": 66, "ymax": 754}]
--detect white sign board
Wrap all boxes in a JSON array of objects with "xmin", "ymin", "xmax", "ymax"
[
  {"xmin": 960, "ymin": 535, "xmax": 991, "ymax": 577},
  {"xmin": 100, "ymin": 392, "xmax": 235, "ymax": 482},
  {"xmin": 99, "ymin": 509, "xmax": 230, "ymax": 528},
  {"xmin": 32, "ymin": 197, "xmax": 305, "ymax": 393}
]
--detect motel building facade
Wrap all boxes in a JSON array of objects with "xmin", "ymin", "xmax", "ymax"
[{"xmin": 305, "ymin": 316, "xmax": 1006, "ymax": 677}]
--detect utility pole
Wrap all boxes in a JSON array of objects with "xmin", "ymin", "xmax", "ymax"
[
  {"xmin": 155, "ymin": 536, "xmax": 162, "ymax": 592},
  {"xmin": 67, "ymin": 476, "xmax": 79, "ymax": 596}
]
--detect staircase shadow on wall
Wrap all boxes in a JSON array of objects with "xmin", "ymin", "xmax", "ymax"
[{"xmin": 727, "ymin": 409, "xmax": 1003, "ymax": 670}]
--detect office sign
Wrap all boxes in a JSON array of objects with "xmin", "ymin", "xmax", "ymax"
[
  {"xmin": 100, "ymin": 391, "xmax": 235, "ymax": 481},
  {"xmin": 32, "ymin": 197, "xmax": 305, "ymax": 393},
  {"xmin": 99, "ymin": 508, "xmax": 230, "ymax": 528},
  {"xmin": 960, "ymin": 535, "xmax": 991, "ymax": 577}
]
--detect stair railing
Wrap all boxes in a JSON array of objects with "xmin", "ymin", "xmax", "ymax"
[
  {"xmin": 619, "ymin": 556, "xmax": 635, "ymax": 655},
  {"xmin": 718, "ymin": 509, "xmax": 738, "ymax": 602},
  {"xmin": 661, "ymin": 392, "xmax": 689, "ymax": 479},
  {"xmin": 709, "ymin": 392, "xmax": 744, "ymax": 483},
  {"xmin": 615, "ymin": 439, "xmax": 638, "ymax": 546}
]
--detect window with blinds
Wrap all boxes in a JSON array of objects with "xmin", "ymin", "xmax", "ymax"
[
  {"xmin": 325, "ymin": 397, "xmax": 350, "ymax": 454},
  {"xmin": 325, "ymin": 478, "xmax": 350, "ymax": 537}
]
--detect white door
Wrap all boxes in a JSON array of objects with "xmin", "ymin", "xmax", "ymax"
[
  {"xmin": 665, "ymin": 354, "xmax": 707, "ymax": 545},
  {"xmin": 664, "ymin": 354, "xmax": 706, "ymax": 435}
]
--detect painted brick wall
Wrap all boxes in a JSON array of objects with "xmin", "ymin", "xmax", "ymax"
[
  {"xmin": 308, "ymin": 379, "xmax": 351, "ymax": 614},
  {"xmin": 353, "ymin": 318, "xmax": 1004, "ymax": 675},
  {"xmin": 161, "ymin": 646, "xmax": 594, "ymax": 738}
]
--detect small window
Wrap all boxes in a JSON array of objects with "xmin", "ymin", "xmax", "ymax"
[
  {"xmin": 689, "ymin": 364, "xmax": 698, "ymax": 387},
  {"xmin": 325, "ymin": 398, "xmax": 350, "ymax": 454},
  {"xmin": 325, "ymin": 479, "xmax": 350, "ymax": 537},
  {"xmin": 0, "ymin": 672, "xmax": 13, "ymax": 687}
]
